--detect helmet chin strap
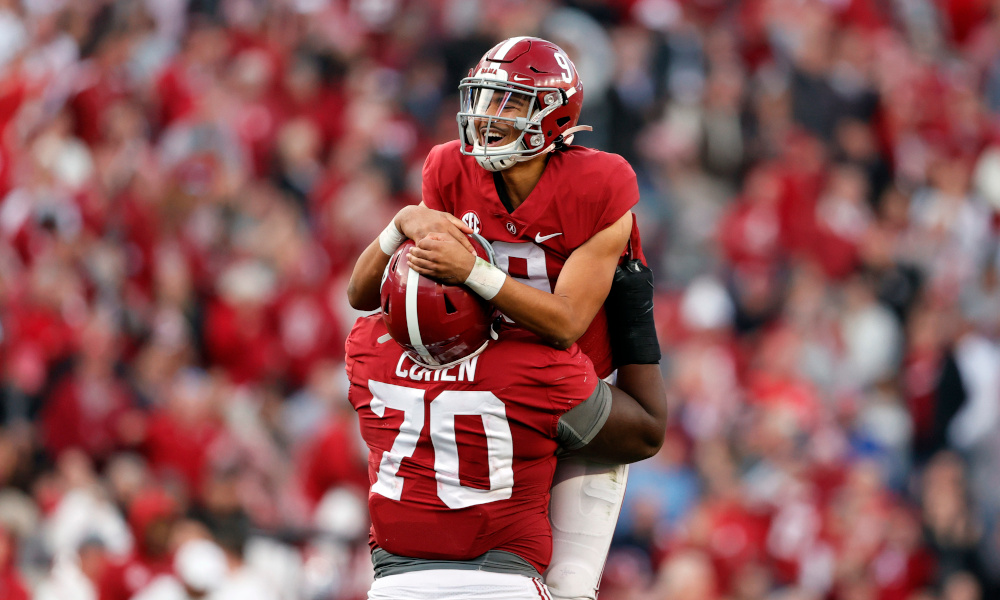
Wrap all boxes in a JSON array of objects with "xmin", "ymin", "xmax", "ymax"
[
  {"xmin": 532, "ymin": 124, "xmax": 594, "ymax": 158},
  {"xmin": 407, "ymin": 314, "xmax": 500, "ymax": 369},
  {"xmin": 407, "ymin": 338, "xmax": 491, "ymax": 370},
  {"xmin": 556, "ymin": 125, "xmax": 593, "ymax": 146}
]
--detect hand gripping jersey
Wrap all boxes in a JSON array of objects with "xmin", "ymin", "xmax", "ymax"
[
  {"xmin": 422, "ymin": 140, "xmax": 644, "ymax": 377},
  {"xmin": 345, "ymin": 314, "xmax": 600, "ymax": 574}
]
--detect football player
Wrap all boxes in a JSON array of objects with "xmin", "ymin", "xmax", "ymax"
[
  {"xmin": 347, "ymin": 236, "xmax": 664, "ymax": 599},
  {"xmin": 348, "ymin": 36, "xmax": 650, "ymax": 377},
  {"xmin": 346, "ymin": 37, "xmax": 661, "ymax": 599}
]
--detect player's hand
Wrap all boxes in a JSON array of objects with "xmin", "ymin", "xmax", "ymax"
[
  {"xmin": 396, "ymin": 206, "xmax": 475, "ymax": 253},
  {"xmin": 407, "ymin": 233, "xmax": 478, "ymax": 283}
]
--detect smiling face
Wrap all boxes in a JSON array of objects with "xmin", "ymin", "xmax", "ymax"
[
  {"xmin": 456, "ymin": 37, "xmax": 585, "ymax": 172},
  {"xmin": 468, "ymin": 86, "xmax": 533, "ymax": 147},
  {"xmin": 457, "ymin": 68, "xmax": 552, "ymax": 171}
]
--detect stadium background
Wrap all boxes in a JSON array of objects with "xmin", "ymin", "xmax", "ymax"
[{"xmin": 1, "ymin": 0, "xmax": 999, "ymax": 599}]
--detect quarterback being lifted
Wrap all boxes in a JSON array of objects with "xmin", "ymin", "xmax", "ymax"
[{"xmin": 348, "ymin": 37, "xmax": 666, "ymax": 600}]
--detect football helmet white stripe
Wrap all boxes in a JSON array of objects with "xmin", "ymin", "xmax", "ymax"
[
  {"xmin": 491, "ymin": 35, "xmax": 529, "ymax": 61},
  {"xmin": 405, "ymin": 265, "xmax": 438, "ymax": 366}
]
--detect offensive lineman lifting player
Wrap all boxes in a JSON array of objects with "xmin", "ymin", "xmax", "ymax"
[
  {"xmin": 347, "ymin": 235, "xmax": 663, "ymax": 599},
  {"xmin": 347, "ymin": 37, "xmax": 665, "ymax": 599}
]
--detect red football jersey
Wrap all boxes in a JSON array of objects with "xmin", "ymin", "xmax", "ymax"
[
  {"xmin": 422, "ymin": 140, "xmax": 642, "ymax": 377},
  {"xmin": 345, "ymin": 314, "xmax": 599, "ymax": 574}
]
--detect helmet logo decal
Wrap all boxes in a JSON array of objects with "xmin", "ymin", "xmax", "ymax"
[
  {"xmin": 553, "ymin": 51, "xmax": 573, "ymax": 84},
  {"xmin": 475, "ymin": 66, "xmax": 508, "ymax": 80},
  {"xmin": 462, "ymin": 211, "xmax": 481, "ymax": 233}
]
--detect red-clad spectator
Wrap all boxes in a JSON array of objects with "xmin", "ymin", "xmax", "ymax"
[
  {"xmin": 718, "ymin": 165, "xmax": 785, "ymax": 274},
  {"xmin": 203, "ymin": 261, "xmax": 282, "ymax": 385},
  {"xmin": 41, "ymin": 360, "xmax": 132, "ymax": 460},
  {"xmin": 154, "ymin": 23, "xmax": 230, "ymax": 128},
  {"xmin": 872, "ymin": 506, "xmax": 936, "ymax": 600},
  {"xmin": 665, "ymin": 442, "xmax": 771, "ymax": 595},
  {"xmin": 98, "ymin": 488, "xmax": 178, "ymax": 600},
  {"xmin": 0, "ymin": 65, "xmax": 29, "ymax": 196},
  {"xmin": 937, "ymin": 0, "xmax": 993, "ymax": 45},
  {"xmin": 765, "ymin": 480, "xmax": 827, "ymax": 585},
  {"xmin": 271, "ymin": 256, "xmax": 345, "ymax": 389},
  {"xmin": 2, "ymin": 259, "xmax": 81, "ymax": 378},
  {"xmin": 140, "ymin": 371, "xmax": 223, "ymax": 494},
  {"xmin": 0, "ymin": 64, "xmax": 28, "ymax": 137},
  {"xmin": 646, "ymin": 549, "xmax": 720, "ymax": 600},
  {"xmin": 278, "ymin": 55, "xmax": 345, "ymax": 154},
  {"xmin": 39, "ymin": 342, "xmax": 136, "ymax": 461},
  {"xmin": 699, "ymin": 498, "xmax": 772, "ymax": 591},
  {"xmin": 0, "ymin": 526, "xmax": 28, "ymax": 600},
  {"xmin": 775, "ymin": 131, "xmax": 828, "ymax": 257},
  {"xmin": 300, "ymin": 412, "xmax": 368, "ymax": 507},
  {"xmin": 746, "ymin": 327, "xmax": 824, "ymax": 432},
  {"xmin": 69, "ymin": 34, "xmax": 132, "ymax": 147},
  {"xmin": 835, "ymin": 0, "xmax": 893, "ymax": 31},
  {"xmin": 226, "ymin": 48, "xmax": 286, "ymax": 177},
  {"xmin": 811, "ymin": 164, "xmax": 874, "ymax": 279}
]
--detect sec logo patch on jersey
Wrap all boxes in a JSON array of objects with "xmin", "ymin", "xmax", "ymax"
[{"xmin": 462, "ymin": 211, "xmax": 481, "ymax": 233}]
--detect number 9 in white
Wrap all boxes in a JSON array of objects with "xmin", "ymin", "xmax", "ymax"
[{"xmin": 554, "ymin": 52, "xmax": 573, "ymax": 84}]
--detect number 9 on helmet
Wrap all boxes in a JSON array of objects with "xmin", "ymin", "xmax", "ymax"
[{"xmin": 380, "ymin": 233, "xmax": 499, "ymax": 369}]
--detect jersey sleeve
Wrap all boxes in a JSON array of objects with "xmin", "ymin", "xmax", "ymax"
[
  {"xmin": 556, "ymin": 379, "xmax": 612, "ymax": 450},
  {"xmin": 592, "ymin": 158, "xmax": 639, "ymax": 237},
  {"xmin": 421, "ymin": 144, "xmax": 447, "ymax": 211},
  {"xmin": 344, "ymin": 315, "xmax": 380, "ymax": 411}
]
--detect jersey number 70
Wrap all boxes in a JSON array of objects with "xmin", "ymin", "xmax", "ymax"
[{"xmin": 368, "ymin": 381, "xmax": 515, "ymax": 509}]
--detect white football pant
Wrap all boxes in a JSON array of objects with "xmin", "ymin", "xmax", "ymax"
[
  {"xmin": 543, "ymin": 457, "xmax": 629, "ymax": 600},
  {"xmin": 368, "ymin": 569, "xmax": 553, "ymax": 600}
]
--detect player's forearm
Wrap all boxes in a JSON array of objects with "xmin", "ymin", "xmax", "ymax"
[
  {"xmin": 347, "ymin": 239, "xmax": 392, "ymax": 310},
  {"xmin": 350, "ymin": 207, "xmax": 440, "ymax": 310},
  {"xmin": 490, "ymin": 279, "xmax": 592, "ymax": 349}
]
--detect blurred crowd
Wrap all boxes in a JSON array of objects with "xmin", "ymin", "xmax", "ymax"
[{"xmin": 1, "ymin": 0, "xmax": 1000, "ymax": 599}]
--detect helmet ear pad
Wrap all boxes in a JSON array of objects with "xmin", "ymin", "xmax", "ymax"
[{"xmin": 380, "ymin": 235, "xmax": 498, "ymax": 369}]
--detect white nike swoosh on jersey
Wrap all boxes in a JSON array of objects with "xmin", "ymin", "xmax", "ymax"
[{"xmin": 534, "ymin": 232, "xmax": 562, "ymax": 243}]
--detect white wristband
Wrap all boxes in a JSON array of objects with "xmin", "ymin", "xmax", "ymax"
[
  {"xmin": 464, "ymin": 257, "xmax": 506, "ymax": 300},
  {"xmin": 378, "ymin": 220, "xmax": 406, "ymax": 255}
]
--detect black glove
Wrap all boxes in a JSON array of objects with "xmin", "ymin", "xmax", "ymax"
[{"xmin": 606, "ymin": 259, "xmax": 661, "ymax": 366}]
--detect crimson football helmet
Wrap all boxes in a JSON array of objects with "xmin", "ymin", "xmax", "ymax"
[
  {"xmin": 380, "ymin": 233, "xmax": 498, "ymax": 369},
  {"xmin": 457, "ymin": 36, "xmax": 591, "ymax": 171}
]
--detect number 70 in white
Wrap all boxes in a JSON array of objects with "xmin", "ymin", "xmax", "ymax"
[{"xmin": 367, "ymin": 381, "xmax": 515, "ymax": 509}]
